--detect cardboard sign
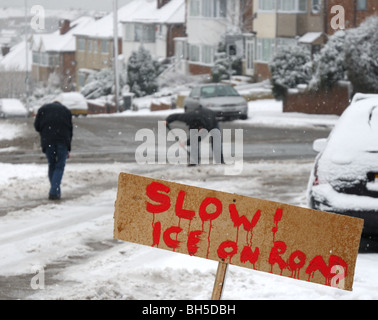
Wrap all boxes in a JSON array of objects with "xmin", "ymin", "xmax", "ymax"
[{"xmin": 114, "ymin": 173, "xmax": 363, "ymax": 291}]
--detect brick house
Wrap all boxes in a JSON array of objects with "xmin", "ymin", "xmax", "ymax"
[
  {"xmin": 120, "ymin": 0, "xmax": 186, "ymax": 64},
  {"xmin": 31, "ymin": 16, "xmax": 94, "ymax": 92},
  {"xmin": 73, "ymin": 12, "xmax": 123, "ymax": 91}
]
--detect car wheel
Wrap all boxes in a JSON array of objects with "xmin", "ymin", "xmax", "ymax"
[{"xmin": 240, "ymin": 114, "xmax": 248, "ymax": 120}]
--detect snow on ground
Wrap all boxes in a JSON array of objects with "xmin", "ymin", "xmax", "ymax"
[
  {"xmin": 0, "ymin": 121, "xmax": 26, "ymax": 141},
  {"xmin": 1, "ymin": 99, "xmax": 377, "ymax": 300},
  {"xmin": 0, "ymin": 161, "xmax": 377, "ymax": 300}
]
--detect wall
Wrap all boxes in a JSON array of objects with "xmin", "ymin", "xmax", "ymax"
[{"xmin": 283, "ymin": 83, "xmax": 351, "ymax": 115}]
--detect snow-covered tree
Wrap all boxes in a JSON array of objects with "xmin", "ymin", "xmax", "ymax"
[
  {"xmin": 345, "ymin": 16, "xmax": 378, "ymax": 93},
  {"xmin": 269, "ymin": 45, "xmax": 312, "ymax": 100},
  {"xmin": 310, "ymin": 30, "xmax": 346, "ymax": 90},
  {"xmin": 211, "ymin": 41, "xmax": 242, "ymax": 83},
  {"xmin": 81, "ymin": 68, "xmax": 125, "ymax": 100},
  {"xmin": 127, "ymin": 46, "xmax": 160, "ymax": 97}
]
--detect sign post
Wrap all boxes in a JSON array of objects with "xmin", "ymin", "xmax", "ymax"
[
  {"xmin": 114, "ymin": 173, "xmax": 363, "ymax": 296},
  {"xmin": 211, "ymin": 261, "xmax": 228, "ymax": 300}
]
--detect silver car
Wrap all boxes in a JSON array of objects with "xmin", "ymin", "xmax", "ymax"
[{"xmin": 184, "ymin": 84, "xmax": 248, "ymax": 120}]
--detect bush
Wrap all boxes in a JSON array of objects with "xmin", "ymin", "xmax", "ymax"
[
  {"xmin": 311, "ymin": 31, "xmax": 346, "ymax": 90},
  {"xmin": 81, "ymin": 68, "xmax": 124, "ymax": 100},
  {"xmin": 345, "ymin": 16, "xmax": 378, "ymax": 93},
  {"xmin": 269, "ymin": 45, "xmax": 312, "ymax": 100},
  {"xmin": 127, "ymin": 46, "xmax": 160, "ymax": 97},
  {"xmin": 211, "ymin": 42, "xmax": 242, "ymax": 83}
]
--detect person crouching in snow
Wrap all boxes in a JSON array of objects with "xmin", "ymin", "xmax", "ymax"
[
  {"xmin": 34, "ymin": 100, "xmax": 73, "ymax": 200},
  {"xmin": 165, "ymin": 107, "xmax": 224, "ymax": 166}
]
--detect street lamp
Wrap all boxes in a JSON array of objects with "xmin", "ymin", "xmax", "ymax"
[{"xmin": 113, "ymin": 0, "xmax": 120, "ymax": 113}]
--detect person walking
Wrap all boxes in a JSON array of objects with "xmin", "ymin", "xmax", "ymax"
[
  {"xmin": 34, "ymin": 100, "xmax": 73, "ymax": 200},
  {"xmin": 165, "ymin": 107, "xmax": 224, "ymax": 165}
]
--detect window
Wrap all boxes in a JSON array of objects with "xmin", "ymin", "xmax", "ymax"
[
  {"xmin": 126, "ymin": 23, "xmax": 156, "ymax": 43},
  {"xmin": 48, "ymin": 54, "xmax": 59, "ymax": 67},
  {"xmin": 202, "ymin": 0, "xmax": 212, "ymax": 17},
  {"xmin": 298, "ymin": 0, "xmax": 307, "ymax": 11},
  {"xmin": 202, "ymin": 45, "xmax": 214, "ymax": 64},
  {"xmin": 124, "ymin": 23, "xmax": 134, "ymax": 41},
  {"xmin": 189, "ymin": 44, "xmax": 200, "ymax": 62},
  {"xmin": 190, "ymin": 0, "xmax": 201, "ymax": 16},
  {"xmin": 32, "ymin": 51, "xmax": 40, "ymax": 64},
  {"xmin": 78, "ymin": 38, "xmax": 85, "ymax": 51},
  {"xmin": 278, "ymin": 0, "xmax": 307, "ymax": 12},
  {"xmin": 276, "ymin": 37, "xmax": 297, "ymax": 48},
  {"xmin": 93, "ymin": 40, "xmax": 98, "ymax": 53},
  {"xmin": 259, "ymin": 0, "xmax": 276, "ymax": 11},
  {"xmin": 256, "ymin": 38, "xmax": 275, "ymax": 62},
  {"xmin": 357, "ymin": 0, "xmax": 367, "ymax": 10},
  {"xmin": 190, "ymin": 87, "xmax": 201, "ymax": 98},
  {"xmin": 40, "ymin": 52, "xmax": 49, "ymax": 66},
  {"xmin": 88, "ymin": 39, "xmax": 92, "ymax": 52},
  {"xmin": 135, "ymin": 24, "xmax": 155, "ymax": 43},
  {"xmin": 191, "ymin": 0, "xmax": 226, "ymax": 18},
  {"xmin": 311, "ymin": 0, "xmax": 322, "ymax": 14},
  {"xmin": 101, "ymin": 40, "xmax": 108, "ymax": 53}
]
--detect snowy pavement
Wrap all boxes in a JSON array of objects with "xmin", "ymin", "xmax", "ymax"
[{"xmin": 1, "ymin": 100, "xmax": 377, "ymax": 300}]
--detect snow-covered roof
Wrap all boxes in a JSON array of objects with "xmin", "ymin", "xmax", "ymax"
[
  {"xmin": 120, "ymin": 0, "xmax": 185, "ymax": 24},
  {"xmin": 0, "ymin": 40, "xmax": 31, "ymax": 72},
  {"xmin": 75, "ymin": 0, "xmax": 185, "ymax": 39},
  {"xmin": 74, "ymin": 11, "xmax": 121, "ymax": 39},
  {"xmin": 32, "ymin": 16, "xmax": 94, "ymax": 52},
  {"xmin": 298, "ymin": 32, "xmax": 323, "ymax": 44}
]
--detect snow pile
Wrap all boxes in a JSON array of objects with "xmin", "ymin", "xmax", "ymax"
[{"xmin": 0, "ymin": 121, "xmax": 26, "ymax": 141}]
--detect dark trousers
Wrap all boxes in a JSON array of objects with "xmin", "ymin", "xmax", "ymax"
[{"xmin": 45, "ymin": 144, "xmax": 68, "ymax": 197}]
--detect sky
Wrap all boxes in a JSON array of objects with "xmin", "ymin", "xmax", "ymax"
[{"xmin": 0, "ymin": 0, "xmax": 132, "ymax": 11}]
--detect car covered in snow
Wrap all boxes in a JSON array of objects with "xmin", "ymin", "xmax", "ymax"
[
  {"xmin": 307, "ymin": 93, "xmax": 378, "ymax": 250},
  {"xmin": 0, "ymin": 99, "xmax": 28, "ymax": 118},
  {"xmin": 56, "ymin": 92, "xmax": 88, "ymax": 117},
  {"xmin": 184, "ymin": 84, "xmax": 248, "ymax": 120}
]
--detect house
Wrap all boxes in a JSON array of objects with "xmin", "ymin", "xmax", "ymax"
[
  {"xmin": 324, "ymin": 0, "xmax": 377, "ymax": 34},
  {"xmin": 250, "ymin": 0, "xmax": 325, "ymax": 81},
  {"xmin": 120, "ymin": 0, "xmax": 186, "ymax": 63},
  {"xmin": 73, "ymin": 11, "xmax": 124, "ymax": 91},
  {"xmin": 31, "ymin": 16, "xmax": 94, "ymax": 92},
  {"xmin": 0, "ymin": 40, "xmax": 32, "ymax": 98},
  {"xmin": 175, "ymin": 0, "xmax": 254, "ymax": 76}
]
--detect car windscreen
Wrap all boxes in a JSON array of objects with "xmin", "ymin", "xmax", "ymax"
[{"xmin": 200, "ymin": 86, "xmax": 239, "ymax": 98}]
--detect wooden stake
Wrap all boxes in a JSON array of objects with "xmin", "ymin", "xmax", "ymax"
[{"xmin": 211, "ymin": 261, "xmax": 228, "ymax": 300}]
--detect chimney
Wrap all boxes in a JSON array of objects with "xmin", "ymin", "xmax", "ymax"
[
  {"xmin": 1, "ymin": 45, "xmax": 10, "ymax": 57},
  {"xmin": 59, "ymin": 19, "xmax": 71, "ymax": 35},
  {"xmin": 157, "ymin": 0, "xmax": 171, "ymax": 9}
]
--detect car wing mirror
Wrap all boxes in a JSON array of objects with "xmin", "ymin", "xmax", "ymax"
[{"xmin": 313, "ymin": 138, "xmax": 327, "ymax": 153}]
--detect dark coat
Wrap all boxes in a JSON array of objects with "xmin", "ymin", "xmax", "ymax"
[
  {"xmin": 166, "ymin": 108, "xmax": 219, "ymax": 132},
  {"xmin": 34, "ymin": 101, "xmax": 73, "ymax": 153}
]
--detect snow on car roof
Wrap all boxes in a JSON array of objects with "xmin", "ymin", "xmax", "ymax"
[
  {"xmin": 0, "ymin": 99, "xmax": 27, "ymax": 115},
  {"xmin": 324, "ymin": 96, "xmax": 378, "ymax": 156}
]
